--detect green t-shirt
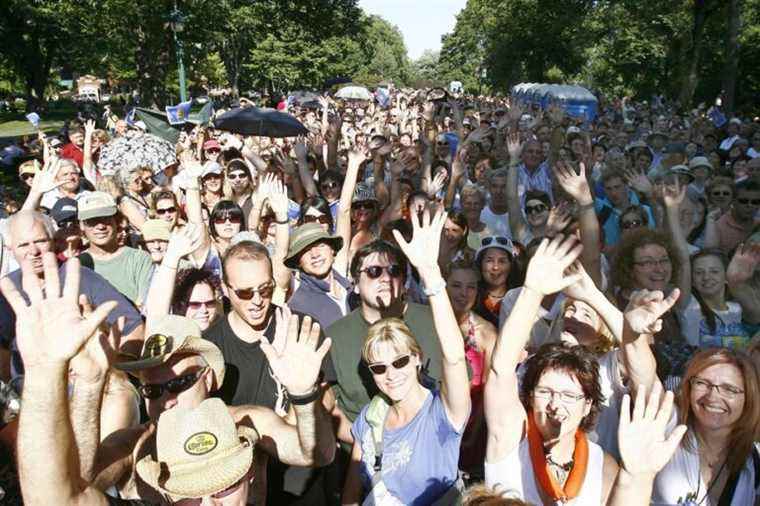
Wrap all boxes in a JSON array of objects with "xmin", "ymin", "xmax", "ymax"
[
  {"xmin": 82, "ymin": 247, "xmax": 153, "ymax": 306},
  {"xmin": 325, "ymin": 302, "xmax": 444, "ymax": 422}
]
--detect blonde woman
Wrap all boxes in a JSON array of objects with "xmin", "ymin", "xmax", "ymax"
[{"xmin": 342, "ymin": 210, "xmax": 471, "ymax": 505}]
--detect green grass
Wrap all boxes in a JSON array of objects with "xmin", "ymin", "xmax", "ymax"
[{"xmin": 0, "ymin": 119, "xmax": 65, "ymax": 138}]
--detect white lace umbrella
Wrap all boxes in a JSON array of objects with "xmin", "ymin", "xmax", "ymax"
[
  {"xmin": 335, "ymin": 85, "xmax": 372, "ymax": 101},
  {"xmin": 97, "ymin": 131, "xmax": 177, "ymax": 175}
]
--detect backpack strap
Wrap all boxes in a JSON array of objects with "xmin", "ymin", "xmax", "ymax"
[
  {"xmin": 365, "ymin": 395, "xmax": 391, "ymax": 488},
  {"xmin": 717, "ymin": 447, "xmax": 760, "ymax": 506}
]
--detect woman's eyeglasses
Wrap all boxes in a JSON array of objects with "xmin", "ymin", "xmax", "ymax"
[
  {"xmin": 139, "ymin": 369, "xmax": 206, "ymax": 399},
  {"xmin": 525, "ymin": 204, "xmax": 547, "ymax": 215},
  {"xmin": 633, "ymin": 257, "xmax": 671, "ymax": 270},
  {"xmin": 227, "ymin": 172, "xmax": 248, "ymax": 181},
  {"xmin": 213, "ymin": 214, "xmax": 242, "ymax": 225},
  {"xmin": 156, "ymin": 206, "xmax": 177, "ymax": 216},
  {"xmin": 367, "ymin": 355, "xmax": 411, "ymax": 375},
  {"xmin": 690, "ymin": 377, "xmax": 744, "ymax": 399},
  {"xmin": 187, "ymin": 299, "xmax": 216, "ymax": 310},
  {"xmin": 230, "ymin": 282, "xmax": 275, "ymax": 300},
  {"xmin": 303, "ymin": 215, "xmax": 331, "ymax": 225},
  {"xmin": 621, "ymin": 219, "xmax": 642, "ymax": 230},
  {"xmin": 360, "ymin": 265, "xmax": 403, "ymax": 279}
]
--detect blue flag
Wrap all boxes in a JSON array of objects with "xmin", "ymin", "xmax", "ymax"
[
  {"xmin": 25, "ymin": 112, "xmax": 40, "ymax": 129},
  {"xmin": 165, "ymin": 99, "xmax": 192, "ymax": 125},
  {"xmin": 708, "ymin": 106, "xmax": 726, "ymax": 128},
  {"xmin": 125, "ymin": 108, "xmax": 136, "ymax": 126}
]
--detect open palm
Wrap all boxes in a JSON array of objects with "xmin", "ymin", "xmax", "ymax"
[
  {"xmin": 392, "ymin": 208, "xmax": 446, "ymax": 274},
  {"xmin": 524, "ymin": 235, "xmax": 583, "ymax": 296},
  {"xmin": 624, "ymin": 289, "xmax": 680, "ymax": 335}
]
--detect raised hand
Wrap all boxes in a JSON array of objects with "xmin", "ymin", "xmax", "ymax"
[
  {"xmin": 428, "ymin": 169, "xmax": 448, "ymax": 196},
  {"xmin": 663, "ymin": 178, "xmax": 685, "ymax": 209},
  {"xmin": 624, "ymin": 288, "xmax": 680, "ymax": 335},
  {"xmin": 523, "ymin": 235, "xmax": 583, "ymax": 296},
  {"xmin": 164, "ymin": 223, "xmax": 204, "ymax": 265},
  {"xmin": 266, "ymin": 176, "xmax": 289, "ymax": 220},
  {"xmin": 32, "ymin": 158, "xmax": 64, "ymax": 194},
  {"xmin": 450, "ymin": 149, "xmax": 466, "ymax": 181},
  {"xmin": 546, "ymin": 102, "xmax": 565, "ymax": 125},
  {"xmin": 726, "ymin": 242, "xmax": 760, "ymax": 285},
  {"xmin": 618, "ymin": 383, "xmax": 686, "ymax": 476},
  {"xmin": 181, "ymin": 158, "xmax": 205, "ymax": 181},
  {"xmin": 293, "ymin": 137, "xmax": 309, "ymax": 161},
  {"xmin": 545, "ymin": 201, "xmax": 572, "ymax": 237},
  {"xmin": 506, "ymin": 130, "xmax": 523, "ymax": 161},
  {"xmin": 561, "ymin": 261, "xmax": 599, "ymax": 302},
  {"xmin": 0, "ymin": 254, "xmax": 117, "ymax": 369},
  {"xmin": 84, "ymin": 119, "xmax": 96, "ymax": 143},
  {"xmin": 623, "ymin": 167, "xmax": 654, "ymax": 196},
  {"xmin": 392, "ymin": 208, "xmax": 447, "ymax": 278},
  {"xmin": 69, "ymin": 300, "xmax": 124, "ymax": 384},
  {"xmin": 260, "ymin": 309, "xmax": 331, "ymax": 396},
  {"xmin": 507, "ymin": 101, "xmax": 525, "ymax": 123},
  {"xmin": 554, "ymin": 160, "xmax": 592, "ymax": 204}
]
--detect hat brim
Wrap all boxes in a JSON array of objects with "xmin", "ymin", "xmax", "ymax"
[
  {"xmin": 78, "ymin": 207, "xmax": 118, "ymax": 221},
  {"xmin": 136, "ymin": 428, "xmax": 256, "ymax": 499},
  {"xmin": 285, "ymin": 236, "xmax": 343, "ymax": 269}
]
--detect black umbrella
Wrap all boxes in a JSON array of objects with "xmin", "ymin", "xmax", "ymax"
[
  {"xmin": 324, "ymin": 76, "xmax": 352, "ymax": 89},
  {"xmin": 212, "ymin": 107, "xmax": 308, "ymax": 137}
]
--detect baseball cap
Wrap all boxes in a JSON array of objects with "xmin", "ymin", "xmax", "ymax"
[
  {"xmin": 48, "ymin": 138, "xmax": 63, "ymax": 149},
  {"xmin": 201, "ymin": 161, "xmax": 223, "ymax": 179},
  {"xmin": 475, "ymin": 236, "xmax": 517, "ymax": 263},
  {"xmin": 77, "ymin": 192, "xmax": 118, "ymax": 221},
  {"xmin": 141, "ymin": 219, "xmax": 172, "ymax": 242},
  {"xmin": 352, "ymin": 182, "xmax": 377, "ymax": 204},
  {"xmin": 115, "ymin": 314, "xmax": 225, "ymax": 389},
  {"xmin": 50, "ymin": 198, "xmax": 78, "ymax": 226},
  {"xmin": 18, "ymin": 159, "xmax": 40, "ymax": 177},
  {"xmin": 135, "ymin": 398, "xmax": 256, "ymax": 499},
  {"xmin": 203, "ymin": 139, "xmax": 221, "ymax": 151}
]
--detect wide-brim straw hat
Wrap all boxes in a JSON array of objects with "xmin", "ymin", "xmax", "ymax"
[
  {"xmin": 284, "ymin": 222, "xmax": 343, "ymax": 269},
  {"xmin": 135, "ymin": 398, "xmax": 258, "ymax": 499}
]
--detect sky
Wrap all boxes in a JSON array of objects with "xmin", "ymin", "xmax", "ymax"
[{"xmin": 359, "ymin": 0, "xmax": 468, "ymax": 60}]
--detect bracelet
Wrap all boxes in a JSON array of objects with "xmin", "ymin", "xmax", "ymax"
[
  {"xmin": 578, "ymin": 202, "xmax": 595, "ymax": 213},
  {"xmin": 288, "ymin": 385, "xmax": 321, "ymax": 405},
  {"xmin": 422, "ymin": 278, "xmax": 447, "ymax": 297},
  {"xmin": 273, "ymin": 217, "xmax": 289, "ymax": 225}
]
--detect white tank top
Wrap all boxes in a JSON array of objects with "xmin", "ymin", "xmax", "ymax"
[{"xmin": 484, "ymin": 437, "xmax": 604, "ymax": 505}]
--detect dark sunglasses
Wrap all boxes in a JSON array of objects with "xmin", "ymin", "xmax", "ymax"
[
  {"xmin": 303, "ymin": 214, "xmax": 331, "ymax": 225},
  {"xmin": 187, "ymin": 299, "xmax": 216, "ymax": 310},
  {"xmin": 368, "ymin": 355, "xmax": 411, "ymax": 375},
  {"xmin": 230, "ymin": 282, "xmax": 275, "ymax": 300},
  {"xmin": 437, "ymin": 142, "xmax": 449, "ymax": 147},
  {"xmin": 361, "ymin": 265, "xmax": 403, "ymax": 279},
  {"xmin": 352, "ymin": 201, "xmax": 375, "ymax": 211},
  {"xmin": 711, "ymin": 191, "xmax": 732, "ymax": 197},
  {"xmin": 205, "ymin": 148, "xmax": 221, "ymax": 154},
  {"xmin": 139, "ymin": 369, "xmax": 205, "ymax": 399},
  {"xmin": 481, "ymin": 236, "xmax": 512, "ymax": 248},
  {"xmin": 156, "ymin": 206, "xmax": 177, "ymax": 216},
  {"xmin": 737, "ymin": 198, "xmax": 760, "ymax": 206},
  {"xmin": 20, "ymin": 173, "xmax": 35, "ymax": 181},
  {"xmin": 621, "ymin": 219, "xmax": 642, "ymax": 230},
  {"xmin": 227, "ymin": 172, "xmax": 248, "ymax": 180},
  {"xmin": 83, "ymin": 216, "xmax": 113, "ymax": 228},
  {"xmin": 213, "ymin": 214, "xmax": 242, "ymax": 225},
  {"xmin": 525, "ymin": 204, "xmax": 548, "ymax": 215},
  {"xmin": 321, "ymin": 181, "xmax": 339, "ymax": 190}
]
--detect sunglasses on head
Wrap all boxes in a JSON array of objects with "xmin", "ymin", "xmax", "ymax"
[
  {"xmin": 368, "ymin": 355, "xmax": 411, "ymax": 375},
  {"xmin": 303, "ymin": 214, "xmax": 331, "ymax": 225},
  {"xmin": 738, "ymin": 198, "xmax": 760, "ymax": 206},
  {"xmin": 230, "ymin": 282, "xmax": 275, "ymax": 300},
  {"xmin": 352, "ymin": 201, "xmax": 375, "ymax": 211},
  {"xmin": 227, "ymin": 172, "xmax": 248, "ymax": 181},
  {"xmin": 360, "ymin": 264, "xmax": 403, "ymax": 279},
  {"xmin": 213, "ymin": 214, "xmax": 242, "ymax": 225},
  {"xmin": 481, "ymin": 236, "xmax": 512, "ymax": 248},
  {"xmin": 525, "ymin": 203, "xmax": 547, "ymax": 215},
  {"xmin": 156, "ymin": 206, "xmax": 177, "ymax": 216},
  {"xmin": 187, "ymin": 299, "xmax": 216, "ymax": 310},
  {"xmin": 139, "ymin": 369, "xmax": 206, "ymax": 400}
]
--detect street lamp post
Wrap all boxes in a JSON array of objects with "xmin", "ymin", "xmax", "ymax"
[{"xmin": 169, "ymin": 5, "xmax": 187, "ymax": 103}]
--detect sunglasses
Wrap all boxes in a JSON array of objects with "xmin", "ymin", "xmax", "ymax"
[
  {"xmin": 321, "ymin": 181, "xmax": 339, "ymax": 190},
  {"xmin": 139, "ymin": 369, "xmax": 205, "ymax": 400},
  {"xmin": 156, "ymin": 206, "xmax": 177, "ymax": 216},
  {"xmin": 303, "ymin": 214, "xmax": 331, "ymax": 225},
  {"xmin": 20, "ymin": 173, "xmax": 35, "ymax": 181},
  {"xmin": 213, "ymin": 214, "xmax": 242, "ymax": 225},
  {"xmin": 621, "ymin": 219, "xmax": 642, "ymax": 230},
  {"xmin": 227, "ymin": 172, "xmax": 248, "ymax": 181},
  {"xmin": 737, "ymin": 198, "xmax": 760, "ymax": 206},
  {"xmin": 711, "ymin": 191, "xmax": 732, "ymax": 197},
  {"xmin": 525, "ymin": 204, "xmax": 547, "ymax": 215},
  {"xmin": 83, "ymin": 216, "xmax": 113, "ymax": 228},
  {"xmin": 230, "ymin": 282, "xmax": 275, "ymax": 300},
  {"xmin": 187, "ymin": 299, "xmax": 216, "ymax": 310},
  {"xmin": 360, "ymin": 265, "xmax": 403, "ymax": 279},
  {"xmin": 437, "ymin": 142, "xmax": 449, "ymax": 147},
  {"xmin": 368, "ymin": 355, "xmax": 411, "ymax": 375},
  {"xmin": 205, "ymin": 148, "xmax": 221, "ymax": 154},
  {"xmin": 352, "ymin": 201, "xmax": 375, "ymax": 211}
]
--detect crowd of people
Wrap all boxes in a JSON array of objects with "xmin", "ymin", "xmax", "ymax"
[{"xmin": 0, "ymin": 85, "xmax": 759, "ymax": 506}]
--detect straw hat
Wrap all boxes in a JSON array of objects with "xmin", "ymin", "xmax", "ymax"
[
  {"xmin": 284, "ymin": 223, "xmax": 343, "ymax": 269},
  {"xmin": 135, "ymin": 398, "xmax": 257, "ymax": 499},
  {"xmin": 115, "ymin": 315, "xmax": 225, "ymax": 389}
]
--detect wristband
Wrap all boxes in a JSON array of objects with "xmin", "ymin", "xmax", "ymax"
[
  {"xmin": 578, "ymin": 202, "xmax": 595, "ymax": 213},
  {"xmin": 288, "ymin": 385, "xmax": 321, "ymax": 405},
  {"xmin": 273, "ymin": 217, "xmax": 289, "ymax": 225},
  {"xmin": 422, "ymin": 278, "xmax": 447, "ymax": 297}
]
